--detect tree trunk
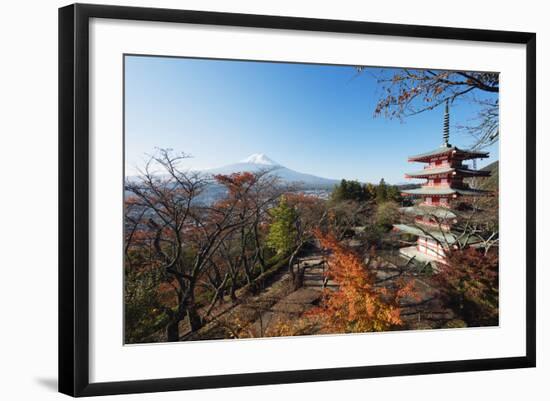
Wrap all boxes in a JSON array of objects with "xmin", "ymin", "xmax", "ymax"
[
  {"xmin": 243, "ymin": 262, "xmax": 252, "ymax": 285},
  {"xmin": 288, "ymin": 256, "xmax": 296, "ymax": 281},
  {"xmin": 166, "ymin": 321, "xmax": 180, "ymax": 342},
  {"xmin": 187, "ymin": 305, "xmax": 202, "ymax": 332},
  {"xmin": 205, "ymin": 274, "xmax": 229, "ymax": 317},
  {"xmin": 288, "ymin": 244, "xmax": 303, "ymax": 283},
  {"xmin": 258, "ymin": 252, "xmax": 266, "ymax": 274},
  {"xmin": 253, "ymin": 223, "xmax": 266, "ymax": 274},
  {"xmin": 293, "ymin": 262, "xmax": 305, "ymax": 290},
  {"xmin": 229, "ymin": 276, "xmax": 238, "ymax": 302},
  {"xmin": 240, "ymin": 227, "xmax": 252, "ymax": 284}
]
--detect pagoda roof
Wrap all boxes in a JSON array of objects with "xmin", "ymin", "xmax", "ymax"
[
  {"xmin": 399, "ymin": 245, "xmax": 443, "ymax": 264},
  {"xmin": 401, "ymin": 187, "xmax": 491, "ymax": 197},
  {"xmin": 408, "ymin": 145, "xmax": 489, "ymax": 162},
  {"xmin": 393, "ymin": 224, "xmax": 456, "ymax": 243},
  {"xmin": 405, "ymin": 166, "xmax": 491, "ymax": 178},
  {"xmin": 393, "ymin": 224, "xmax": 479, "ymax": 246},
  {"xmin": 400, "ymin": 206, "xmax": 457, "ymax": 219}
]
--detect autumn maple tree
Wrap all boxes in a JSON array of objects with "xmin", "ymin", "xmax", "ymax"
[
  {"xmin": 309, "ymin": 231, "xmax": 416, "ymax": 333},
  {"xmin": 208, "ymin": 171, "xmax": 282, "ymax": 303},
  {"xmin": 125, "ymin": 150, "xmax": 274, "ymax": 341}
]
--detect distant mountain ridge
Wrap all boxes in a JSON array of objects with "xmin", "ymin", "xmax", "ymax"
[{"xmin": 203, "ymin": 153, "xmax": 339, "ymax": 189}]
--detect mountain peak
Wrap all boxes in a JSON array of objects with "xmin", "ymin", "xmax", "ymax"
[
  {"xmin": 205, "ymin": 153, "xmax": 337, "ymax": 188},
  {"xmin": 240, "ymin": 153, "xmax": 279, "ymax": 166}
]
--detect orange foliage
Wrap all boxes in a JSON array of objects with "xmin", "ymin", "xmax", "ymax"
[
  {"xmin": 212, "ymin": 172, "xmax": 259, "ymax": 215},
  {"xmin": 309, "ymin": 231, "xmax": 415, "ymax": 333},
  {"xmin": 284, "ymin": 192, "xmax": 319, "ymax": 207},
  {"xmin": 214, "ymin": 172, "xmax": 256, "ymax": 196}
]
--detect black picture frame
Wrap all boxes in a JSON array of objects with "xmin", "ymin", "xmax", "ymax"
[{"xmin": 59, "ymin": 3, "xmax": 536, "ymax": 397}]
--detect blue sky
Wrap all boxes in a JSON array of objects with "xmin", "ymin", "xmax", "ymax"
[{"xmin": 125, "ymin": 55, "xmax": 499, "ymax": 184}]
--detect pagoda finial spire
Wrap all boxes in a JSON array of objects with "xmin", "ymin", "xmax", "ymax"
[{"xmin": 443, "ymin": 100, "xmax": 450, "ymax": 147}]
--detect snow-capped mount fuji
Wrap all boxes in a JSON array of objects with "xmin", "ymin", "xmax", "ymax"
[
  {"xmin": 204, "ymin": 153, "xmax": 339, "ymax": 189},
  {"xmin": 239, "ymin": 153, "xmax": 280, "ymax": 166}
]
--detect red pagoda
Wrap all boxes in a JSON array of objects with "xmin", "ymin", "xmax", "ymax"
[{"xmin": 393, "ymin": 102, "xmax": 491, "ymax": 264}]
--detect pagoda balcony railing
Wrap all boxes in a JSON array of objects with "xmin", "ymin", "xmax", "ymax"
[
  {"xmin": 424, "ymin": 161, "xmax": 451, "ymax": 169},
  {"xmin": 419, "ymin": 201, "xmax": 451, "ymax": 208},
  {"xmin": 423, "ymin": 162, "xmax": 471, "ymax": 170},
  {"xmin": 414, "ymin": 217, "xmax": 451, "ymax": 231},
  {"xmin": 422, "ymin": 182, "xmax": 451, "ymax": 188}
]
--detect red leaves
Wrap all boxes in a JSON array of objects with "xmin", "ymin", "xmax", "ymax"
[
  {"xmin": 436, "ymin": 248, "xmax": 498, "ymax": 295},
  {"xmin": 434, "ymin": 248, "xmax": 499, "ymax": 325},
  {"xmin": 284, "ymin": 192, "xmax": 320, "ymax": 209},
  {"xmin": 214, "ymin": 172, "xmax": 256, "ymax": 196}
]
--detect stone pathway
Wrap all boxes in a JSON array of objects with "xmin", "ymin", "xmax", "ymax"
[
  {"xmin": 301, "ymin": 256, "xmax": 337, "ymax": 290},
  {"xmin": 247, "ymin": 252, "xmax": 331, "ymax": 336}
]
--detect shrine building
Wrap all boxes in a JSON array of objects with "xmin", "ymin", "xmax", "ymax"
[{"xmin": 393, "ymin": 102, "xmax": 491, "ymax": 264}]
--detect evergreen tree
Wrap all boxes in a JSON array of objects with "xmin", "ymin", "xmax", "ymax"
[
  {"xmin": 267, "ymin": 196, "xmax": 298, "ymax": 255},
  {"xmin": 332, "ymin": 179, "xmax": 368, "ymax": 202},
  {"xmin": 347, "ymin": 180, "xmax": 364, "ymax": 201},
  {"xmin": 331, "ymin": 179, "xmax": 347, "ymax": 202},
  {"xmin": 386, "ymin": 185, "xmax": 402, "ymax": 203},
  {"xmin": 365, "ymin": 183, "xmax": 377, "ymax": 201},
  {"xmin": 376, "ymin": 178, "xmax": 388, "ymax": 203},
  {"xmin": 374, "ymin": 201, "xmax": 400, "ymax": 230}
]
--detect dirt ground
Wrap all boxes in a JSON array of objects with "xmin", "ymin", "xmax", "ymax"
[{"xmin": 183, "ymin": 249, "xmax": 458, "ymax": 342}]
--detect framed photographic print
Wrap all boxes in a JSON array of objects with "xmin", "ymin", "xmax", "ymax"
[{"xmin": 58, "ymin": 3, "xmax": 536, "ymax": 397}]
